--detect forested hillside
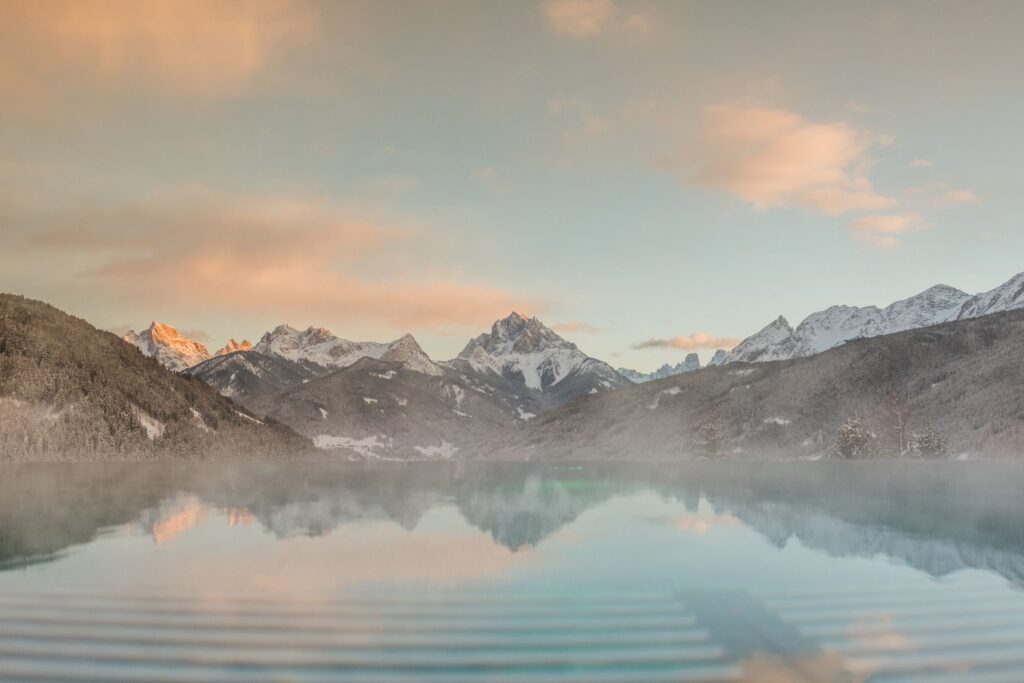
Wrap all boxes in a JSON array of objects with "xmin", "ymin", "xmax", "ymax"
[{"xmin": 0, "ymin": 295, "xmax": 310, "ymax": 460}]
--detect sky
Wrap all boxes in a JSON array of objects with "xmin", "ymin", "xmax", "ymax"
[{"xmin": 2, "ymin": 0, "xmax": 1023, "ymax": 371}]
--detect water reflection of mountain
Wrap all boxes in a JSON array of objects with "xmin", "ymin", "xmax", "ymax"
[
  {"xmin": 2, "ymin": 462, "xmax": 1024, "ymax": 584},
  {"xmin": 651, "ymin": 462, "xmax": 1024, "ymax": 583}
]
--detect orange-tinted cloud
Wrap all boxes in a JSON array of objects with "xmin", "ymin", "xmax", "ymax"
[
  {"xmin": 1, "ymin": 0, "xmax": 315, "ymax": 102},
  {"xmin": 940, "ymin": 189, "xmax": 979, "ymax": 205},
  {"xmin": 551, "ymin": 321, "xmax": 601, "ymax": 334},
  {"xmin": 847, "ymin": 212, "xmax": 927, "ymax": 250},
  {"xmin": 542, "ymin": 0, "xmax": 652, "ymax": 40},
  {"xmin": 632, "ymin": 333, "xmax": 740, "ymax": 351},
  {"xmin": 687, "ymin": 104, "xmax": 894, "ymax": 215},
  {"xmin": 18, "ymin": 190, "xmax": 536, "ymax": 331},
  {"xmin": 543, "ymin": 0, "xmax": 618, "ymax": 38}
]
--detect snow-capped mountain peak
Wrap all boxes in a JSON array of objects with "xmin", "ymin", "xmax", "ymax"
[
  {"xmin": 253, "ymin": 324, "xmax": 440, "ymax": 375},
  {"xmin": 380, "ymin": 333, "xmax": 442, "ymax": 376},
  {"xmin": 723, "ymin": 316, "xmax": 797, "ymax": 364},
  {"xmin": 123, "ymin": 322, "xmax": 211, "ymax": 372},
  {"xmin": 957, "ymin": 271, "xmax": 1024, "ymax": 319},
  {"xmin": 468, "ymin": 312, "xmax": 569, "ymax": 356},
  {"xmin": 455, "ymin": 312, "xmax": 626, "ymax": 393},
  {"xmin": 724, "ymin": 272, "xmax": 1024, "ymax": 365}
]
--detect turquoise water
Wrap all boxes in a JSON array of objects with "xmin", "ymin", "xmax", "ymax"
[{"xmin": 1, "ymin": 461, "xmax": 1023, "ymax": 681}]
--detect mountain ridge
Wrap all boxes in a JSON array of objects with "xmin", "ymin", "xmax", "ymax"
[{"xmin": 725, "ymin": 272, "xmax": 1024, "ymax": 364}]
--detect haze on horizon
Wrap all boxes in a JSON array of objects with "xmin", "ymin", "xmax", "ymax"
[{"xmin": 1, "ymin": 0, "xmax": 1021, "ymax": 371}]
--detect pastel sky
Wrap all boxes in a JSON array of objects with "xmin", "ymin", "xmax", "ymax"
[{"xmin": 2, "ymin": 0, "xmax": 1022, "ymax": 370}]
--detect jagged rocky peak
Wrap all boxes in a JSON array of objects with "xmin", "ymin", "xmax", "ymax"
[
  {"xmin": 454, "ymin": 312, "xmax": 627, "ymax": 394},
  {"xmin": 467, "ymin": 311, "xmax": 570, "ymax": 356},
  {"xmin": 253, "ymin": 323, "xmax": 440, "ymax": 375},
  {"xmin": 380, "ymin": 333, "xmax": 442, "ymax": 376},
  {"xmin": 707, "ymin": 349, "xmax": 728, "ymax": 367},
  {"xmin": 215, "ymin": 338, "xmax": 253, "ymax": 356},
  {"xmin": 123, "ymin": 322, "xmax": 211, "ymax": 372},
  {"xmin": 617, "ymin": 352, "xmax": 702, "ymax": 383}
]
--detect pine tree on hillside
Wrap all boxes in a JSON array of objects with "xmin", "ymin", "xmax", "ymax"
[
  {"xmin": 912, "ymin": 420, "xmax": 949, "ymax": 459},
  {"xmin": 833, "ymin": 416, "xmax": 878, "ymax": 459}
]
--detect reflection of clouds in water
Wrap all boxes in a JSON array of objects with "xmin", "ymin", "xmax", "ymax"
[
  {"xmin": 153, "ymin": 507, "xmax": 539, "ymax": 598},
  {"xmin": 739, "ymin": 651, "xmax": 863, "ymax": 683},
  {"xmin": 225, "ymin": 507, "xmax": 255, "ymax": 527},
  {"xmin": 642, "ymin": 512, "xmax": 740, "ymax": 535},
  {"xmin": 673, "ymin": 513, "xmax": 740, "ymax": 535},
  {"xmin": 844, "ymin": 613, "xmax": 916, "ymax": 652}
]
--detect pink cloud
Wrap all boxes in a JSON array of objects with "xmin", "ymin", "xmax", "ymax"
[
  {"xmin": 847, "ymin": 212, "xmax": 927, "ymax": 250},
  {"xmin": 632, "ymin": 333, "xmax": 740, "ymax": 351},
  {"xmin": 20, "ymin": 190, "xmax": 536, "ymax": 331},
  {"xmin": 551, "ymin": 321, "xmax": 601, "ymax": 334},
  {"xmin": 688, "ymin": 104, "xmax": 895, "ymax": 215},
  {"xmin": 542, "ymin": 0, "xmax": 652, "ymax": 40},
  {"xmin": 1, "ymin": 0, "xmax": 315, "ymax": 102},
  {"xmin": 543, "ymin": 0, "xmax": 618, "ymax": 39},
  {"xmin": 940, "ymin": 189, "xmax": 979, "ymax": 205}
]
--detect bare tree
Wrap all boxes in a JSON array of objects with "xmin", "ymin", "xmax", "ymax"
[{"xmin": 881, "ymin": 385, "xmax": 912, "ymax": 457}]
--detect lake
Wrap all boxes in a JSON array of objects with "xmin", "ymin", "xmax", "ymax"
[{"xmin": 1, "ymin": 461, "xmax": 1024, "ymax": 682}]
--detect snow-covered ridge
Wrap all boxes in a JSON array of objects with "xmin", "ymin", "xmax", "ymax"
[
  {"xmin": 619, "ymin": 353, "xmax": 701, "ymax": 383},
  {"xmin": 454, "ymin": 312, "xmax": 627, "ymax": 392},
  {"xmin": 725, "ymin": 273, "xmax": 1024, "ymax": 365},
  {"xmin": 123, "ymin": 322, "xmax": 211, "ymax": 372},
  {"xmin": 254, "ymin": 324, "xmax": 441, "ymax": 376}
]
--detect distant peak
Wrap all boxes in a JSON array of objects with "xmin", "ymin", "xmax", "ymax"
[
  {"xmin": 149, "ymin": 321, "xmax": 177, "ymax": 335},
  {"xmin": 216, "ymin": 338, "xmax": 253, "ymax": 356}
]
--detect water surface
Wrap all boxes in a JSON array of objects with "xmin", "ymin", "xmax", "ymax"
[{"xmin": 2, "ymin": 461, "xmax": 1024, "ymax": 682}]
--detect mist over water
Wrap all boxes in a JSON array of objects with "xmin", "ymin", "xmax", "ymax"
[{"xmin": 2, "ymin": 461, "xmax": 1024, "ymax": 681}]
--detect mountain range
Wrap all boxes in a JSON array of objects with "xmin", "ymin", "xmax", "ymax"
[
  {"xmin": 182, "ymin": 312, "xmax": 629, "ymax": 458},
  {"xmin": 496, "ymin": 306, "xmax": 1024, "ymax": 460},
  {"xmin": 618, "ymin": 353, "xmax": 702, "ymax": 383},
  {"xmin": 726, "ymin": 271, "xmax": 1024, "ymax": 364},
  {"xmin": 4, "ymin": 269, "xmax": 1024, "ymax": 460}
]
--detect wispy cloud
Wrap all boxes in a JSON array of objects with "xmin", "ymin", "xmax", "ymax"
[
  {"xmin": 1, "ymin": 0, "xmax": 315, "ymax": 103},
  {"xmin": 551, "ymin": 321, "xmax": 601, "ymax": 334},
  {"xmin": 358, "ymin": 175, "xmax": 422, "ymax": 195},
  {"xmin": 685, "ymin": 103, "xmax": 894, "ymax": 216},
  {"xmin": 542, "ymin": 0, "xmax": 652, "ymax": 40},
  {"xmin": 632, "ymin": 333, "xmax": 740, "ymax": 351},
  {"xmin": 549, "ymin": 97, "xmax": 609, "ymax": 142},
  {"xmin": 940, "ymin": 189, "xmax": 979, "ymax": 206},
  {"xmin": 847, "ymin": 212, "xmax": 927, "ymax": 250},
  {"xmin": 13, "ymin": 189, "xmax": 534, "ymax": 331}
]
